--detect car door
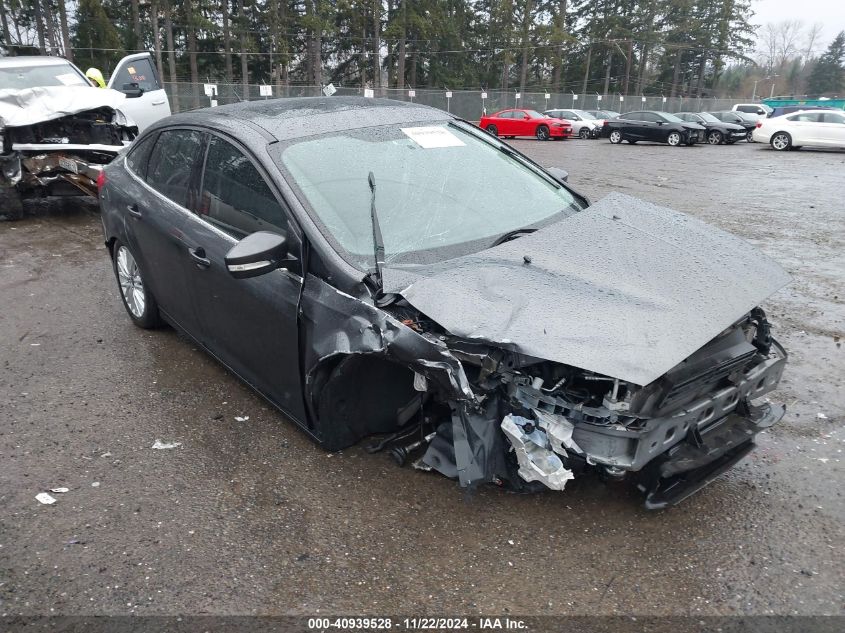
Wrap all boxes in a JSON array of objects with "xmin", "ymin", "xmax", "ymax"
[
  {"xmin": 821, "ymin": 111, "xmax": 845, "ymax": 146},
  {"xmin": 107, "ymin": 53, "xmax": 171, "ymax": 132},
  {"xmin": 787, "ymin": 112, "xmax": 823, "ymax": 144},
  {"xmin": 126, "ymin": 128, "xmax": 205, "ymax": 333},
  {"xmin": 496, "ymin": 111, "xmax": 515, "ymax": 136},
  {"xmin": 618, "ymin": 113, "xmax": 645, "ymax": 140},
  {"xmin": 180, "ymin": 133, "xmax": 307, "ymax": 422}
]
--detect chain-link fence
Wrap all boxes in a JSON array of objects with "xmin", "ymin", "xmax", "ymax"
[{"xmin": 164, "ymin": 82, "xmax": 744, "ymax": 120}]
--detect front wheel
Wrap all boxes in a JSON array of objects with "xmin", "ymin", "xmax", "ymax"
[
  {"xmin": 707, "ymin": 130, "xmax": 723, "ymax": 145},
  {"xmin": 485, "ymin": 124, "xmax": 498, "ymax": 136},
  {"xmin": 609, "ymin": 129, "xmax": 623, "ymax": 144},
  {"xmin": 535, "ymin": 125, "xmax": 550, "ymax": 141},
  {"xmin": 770, "ymin": 132, "xmax": 792, "ymax": 151},
  {"xmin": 667, "ymin": 131, "xmax": 682, "ymax": 146},
  {"xmin": 112, "ymin": 241, "xmax": 162, "ymax": 329},
  {"xmin": 578, "ymin": 127, "xmax": 590, "ymax": 139}
]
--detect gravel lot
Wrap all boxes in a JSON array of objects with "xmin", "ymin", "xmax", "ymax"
[{"xmin": 1, "ymin": 139, "xmax": 843, "ymax": 617}]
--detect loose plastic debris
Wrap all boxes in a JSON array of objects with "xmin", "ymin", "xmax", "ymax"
[
  {"xmin": 49, "ymin": 487, "xmax": 69, "ymax": 493},
  {"xmin": 500, "ymin": 414, "xmax": 574, "ymax": 490},
  {"xmin": 234, "ymin": 416, "xmax": 250, "ymax": 422},
  {"xmin": 35, "ymin": 492, "xmax": 56, "ymax": 505},
  {"xmin": 151, "ymin": 439, "xmax": 182, "ymax": 450}
]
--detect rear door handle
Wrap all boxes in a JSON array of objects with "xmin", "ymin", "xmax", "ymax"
[
  {"xmin": 188, "ymin": 246, "xmax": 211, "ymax": 268},
  {"xmin": 127, "ymin": 204, "xmax": 142, "ymax": 218},
  {"xmin": 152, "ymin": 99, "xmax": 166, "ymax": 105}
]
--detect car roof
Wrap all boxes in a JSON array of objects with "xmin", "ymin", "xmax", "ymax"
[
  {"xmin": 0, "ymin": 55, "xmax": 75, "ymax": 68},
  {"xmin": 152, "ymin": 96, "xmax": 451, "ymax": 142}
]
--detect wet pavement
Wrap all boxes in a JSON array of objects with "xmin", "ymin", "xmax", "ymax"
[{"xmin": 1, "ymin": 140, "xmax": 843, "ymax": 617}]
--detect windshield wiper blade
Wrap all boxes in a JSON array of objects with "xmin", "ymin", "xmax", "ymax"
[
  {"xmin": 490, "ymin": 227, "xmax": 537, "ymax": 248},
  {"xmin": 367, "ymin": 171, "xmax": 389, "ymax": 303}
]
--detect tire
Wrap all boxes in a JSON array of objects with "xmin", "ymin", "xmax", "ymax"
[
  {"xmin": 535, "ymin": 125, "xmax": 550, "ymax": 141},
  {"xmin": 578, "ymin": 127, "xmax": 590, "ymax": 139},
  {"xmin": 707, "ymin": 130, "xmax": 723, "ymax": 145},
  {"xmin": 770, "ymin": 132, "xmax": 791, "ymax": 151},
  {"xmin": 112, "ymin": 241, "xmax": 162, "ymax": 329},
  {"xmin": 609, "ymin": 129, "xmax": 623, "ymax": 144},
  {"xmin": 746, "ymin": 131, "xmax": 754, "ymax": 142},
  {"xmin": 792, "ymin": 146, "xmax": 802, "ymax": 150},
  {"xmin": 626, "ymin": 140, "xmax": 637, "ymax": 144},
  {"xmin": 0, "ymin": 186, "xmax": 24, "ymax": 220},
  {"xmin": 667, "ymin": 131, "xmax": 682, "ymax": 146},
  {"xmin": 485, "ymin": 124, "xmax": 498, "ymax": 136}
]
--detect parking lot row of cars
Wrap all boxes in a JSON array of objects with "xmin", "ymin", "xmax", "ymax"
[{"xmin": 478, "ymin": 106, "xmax": 845, "ymax": 151}]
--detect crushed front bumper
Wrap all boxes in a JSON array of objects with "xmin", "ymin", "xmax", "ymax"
[{"xmin": 641, "ymin": 400, "xmax": 784, "ymax": 509}]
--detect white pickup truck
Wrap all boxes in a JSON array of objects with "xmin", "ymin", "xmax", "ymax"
[{"xmin": 0, "ymin": 53, "xmax": 171, "ymax": 219}]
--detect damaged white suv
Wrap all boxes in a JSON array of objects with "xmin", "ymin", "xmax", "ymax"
[{"xmin": 0, "ymin": 53, "xmax": 169, "ymax": 219}]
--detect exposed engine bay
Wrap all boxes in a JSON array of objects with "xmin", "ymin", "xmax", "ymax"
[
  {"xmin": 1, "ymin": 88, "xmax": 136, "ymax": 217},
  {"xmin": 389, "ymin": 302, "xmax": 784, "ymax": 508}
]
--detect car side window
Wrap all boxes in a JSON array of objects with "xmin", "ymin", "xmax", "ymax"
[
  {"xmin": 125, "ymin": 133, "xmax": 157, "ymax": 179},
  {"xmin": 146, "ymin": 129, "xmax": 204, "ymax": 208},
  {"xmin": 497, "ymin": 111, "xmax": 512, "ymax": 119},
  {"xmin": 198, "ymin": 135, "xmax": 288, "ymax": 240},
  {"xmin": 788, "ymin": 113, "xmax": 822, "ymax": 123},
  {"xmin": 111, "ymin": 57, "xmax": 161, "ymax": 93},
  {"xmin": 639, "ymin": 113, "xmax": 657, "ymax": 122},
  {"xmin": 823, "ymin": 112, "xmax": 845, "ymax": 124}
]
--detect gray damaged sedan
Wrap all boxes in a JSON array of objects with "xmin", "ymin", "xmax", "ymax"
[{"xmin": 99, "ymin": 97, "xmax": 790, "ymax": 508}]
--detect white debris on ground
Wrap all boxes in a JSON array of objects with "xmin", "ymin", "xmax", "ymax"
[
  {"xmin": 35, "ymin": 492, "xmax": 56, "ymax": 505},
  {"xmin": 49, "ymin": 487, "xmax": 69, "ymax": 493},
  {"xmin": 151, "ymin": 439, "xmax": 182, "ymax": 450},
  {"xmin": 234, "ymin": 416, "xmax": 249, "ymax": 422}
]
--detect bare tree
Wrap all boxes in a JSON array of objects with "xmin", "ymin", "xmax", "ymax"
[
  {"xmin": 151, "ymin": 0, "xmax": 164, "ymax": 79},
  {"xmin": 802, "ymin": 22, "xmax": 824, "ymax": 63},
  {"xmin": 0, "ymin": 0, "xmax": 12, "ymax": 51},
  {"xmin": 58, "ymin": 0, "xmax": 73, "ymax": 61}
]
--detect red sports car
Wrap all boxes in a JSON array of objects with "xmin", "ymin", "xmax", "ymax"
[{"xmin": 479, "ymin": 108, "xmax": 573, "ymax": 141}]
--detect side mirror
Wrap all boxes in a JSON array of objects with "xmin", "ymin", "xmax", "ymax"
[
  {"xmin": 546, "ymin": 166, "xmax": 569, "ymax": 183},
  {"xmin": 225, "ymin": 231, "xmax": 292, "ymax": 279},
  {"xmin": 120, "ymin": 83, "xmax": 144, "ymax": 98}
]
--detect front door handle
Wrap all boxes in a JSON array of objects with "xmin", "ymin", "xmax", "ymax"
[
  {"xmin": 152, "ymin": 99, "xmax": 166, "ymax": 105},
  {"xmin": 188, "ymin": 247, "xmax": 211, "ymax": 268},
  {"xmin": 127, "ymin": 204, "xmax": 142, "ymax": 218}
]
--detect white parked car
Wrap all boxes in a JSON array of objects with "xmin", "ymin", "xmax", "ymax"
[
  {"xmin": 543, "ymin": 108, "xmax": 601, "ymax": 138},
  {"xmin": 752, "ymin": 109, "xmax": 845, "ymax": 151},
  {"xmin": 0, "ymin": 53, "xmax": 171, "ymax": 217},
  {"xmin": 732, "ymin": 103, "xmax": 772, "ymax": 120}
]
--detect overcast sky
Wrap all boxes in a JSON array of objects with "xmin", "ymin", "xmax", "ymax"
[{"xmin": 752, "ymin": 0, "xmax": 845, "ymax": 49}]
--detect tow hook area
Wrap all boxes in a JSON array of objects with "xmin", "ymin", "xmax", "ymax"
[{"xmin": 640, "ymin": 402, "xmax": 786, "ymax": 509}]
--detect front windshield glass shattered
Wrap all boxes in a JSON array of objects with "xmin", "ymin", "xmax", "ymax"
[{"xmin": 275, "ymin": 121, "xmax": 580, "ymax": 270}]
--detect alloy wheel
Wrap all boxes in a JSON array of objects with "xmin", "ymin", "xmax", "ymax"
[
  {"xmin": 116, "ymin": 245, "xmax": 145, "ymax": 318},
  {"xmin": 771, "ymin": 133, "xmax": 791, "ymax": 151},
  {"xmin": 667, "ymin": 132, "xmax": 681, "ymax": 146}
]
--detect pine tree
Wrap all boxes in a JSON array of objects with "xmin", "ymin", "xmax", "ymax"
[{"xmin": 807, "ymin": 31, "xmax": 845, "ymax": 95}]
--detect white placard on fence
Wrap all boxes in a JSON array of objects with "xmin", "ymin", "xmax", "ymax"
[
  {"xmin": 446, "ymin": 91, "xmax": 452, "ymax": 98},
  {"xmin": 596, "ymin": 95, "xmax": 602, "ymax": 101},
  {"xmin": 662, "ymin": 96, "xmax": 668, "ymax": 103},
  {"xmin": 515, "ymin": 92, "xmax": 521, "ymax": 99},
  {"xmin": 364, "ymin": 88, "xmax": 374, "ymax": 98},
  {"xmin": 203, "ymin": 83, "xmax": 217, "ymax": 97},
  {"xmin": 619, "ymin": 95, "xmax": 624, "ymax": 101},
  {"xmin": 323, "ymin": 83, "xmax": 337, "ymax": 96},
  {"xmin": 642, "ymin": 96, "xmax": 647, "ymax": 102},
  {"xmin": 481, "ymin": 92, "xmax": 487, "ymax": 99},
  {"xmin": 210, "ymin": 99, "xmax": 218, "ymax": 107},
  {"xmin": 259, "ymin": 84, "xmax": 273, "ymax": 97},
  {"xmin": 572, "ymin": 94, "xmax": 578, "ymax": 100},
  {"xmin": 408, "ymin": 89, "xmax": 416, "ymax": 97},
  {"xmin": 544, "ymin": 93, "xmax": 550, "ymax": 99}
]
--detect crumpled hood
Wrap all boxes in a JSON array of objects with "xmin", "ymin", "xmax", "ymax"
[
  {"xmin": 0, "ymin": 85, "xmax": 127, "ymax": 128},
  {"xmin": 382, "ymin": 192, "xmax": 790, "ymax": 386}
]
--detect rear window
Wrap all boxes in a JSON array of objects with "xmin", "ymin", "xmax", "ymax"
[
  {"xmin": 125, "ymin": 134, "xmax": 157, "ymax": 178},
  {"xmin": 145, "ymin": 129, "xmax": 204, "ymax": 208}
]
